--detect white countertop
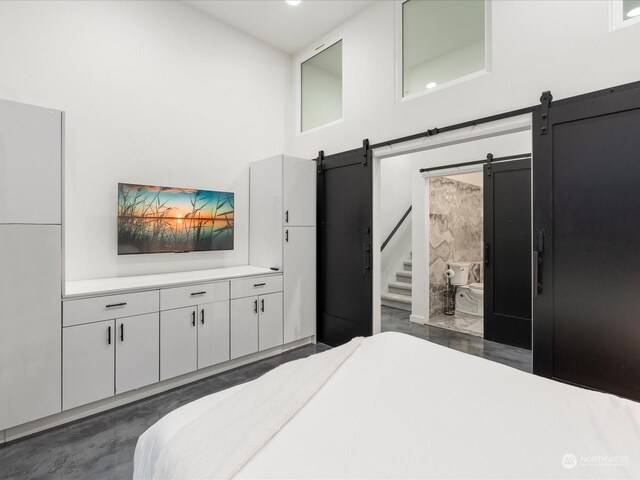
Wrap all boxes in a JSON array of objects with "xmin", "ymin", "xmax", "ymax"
[{"xmin": 64, "ymin": 265, "xmax": 280, "ymax": 299}]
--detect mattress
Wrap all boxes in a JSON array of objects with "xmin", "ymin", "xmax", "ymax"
[{"xmin": 134, "ymin": 332, "xmax": 640, "ymax": 479}]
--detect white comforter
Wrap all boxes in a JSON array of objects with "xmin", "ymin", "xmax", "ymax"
[{"xmin": 134, "ymin": 332, "xmax": 640, "ymax": 479}]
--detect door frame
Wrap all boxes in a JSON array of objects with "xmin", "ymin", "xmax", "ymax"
[{"xmin": 371, "ymin": 114, "xmax": 532, "ymax": 334}]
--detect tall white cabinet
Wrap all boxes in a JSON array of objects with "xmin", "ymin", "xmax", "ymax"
[
  {"xmin": 250, "ymin": 155, "xmax": 316, "ymax": 344},
  {"xmin": 0, "ymin": 99, "xmax": 62, "ymax": 430}
]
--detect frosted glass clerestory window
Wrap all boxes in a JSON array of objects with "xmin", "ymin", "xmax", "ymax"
[
  {"xmin": 301, "ymin": 40, "xmax": 342, "ymax": 132},
  {"xmin": 402, "ymin": 0, "xmax": 486, "ymax": 97},
  {"xmin": 623, "ymin": 0, "xmax": 640, "ymax": 19}
]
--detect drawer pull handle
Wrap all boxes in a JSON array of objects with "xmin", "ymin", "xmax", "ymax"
[
  {"xmin": 190, "ymin": 291, "xmax": 207, "ymax": 296},
  {"xmin": 120, "ymin": 323, "xmax": 124, "ymax": 342},
  {"xmin": 285, "ymin": 210, "xmax": 289, "ymax": 223},
  {"xmin": 106, "ymin": 302, "xmax": 127, "ymax": 308},
  {"xmin": 261, "ymin": 299, "xmax": 265, "ymax": 313},
  {"xmin": 254, "ymin": 300, "xmax": 258, "ymax": 313},
  {"xmin": 107, "ymin": 326, "xmax": 111, "ymax": 345},
  {"xmin": 201, "ymin": 308, "xmax": 205, "ymax": 324},
  {"xmin": 192, "ymin": 310, "xmax": 196, "ymax": 327},
  {"xmin": 254, "ymin": 283, "xmax": 266, "ymax": 287}
]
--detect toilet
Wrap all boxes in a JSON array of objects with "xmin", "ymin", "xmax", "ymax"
[
  {"xmin": 456, "ymin": 282, "xmax": 483, "ymax": 316},
  {"xmin": 447, "ymin": 262, "xmax": 483, "ymax": 317}
]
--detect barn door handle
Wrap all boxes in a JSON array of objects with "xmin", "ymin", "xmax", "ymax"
[
  {"xmin": 484, "ymin": 243, "xmax": 490, "ymax": 267},
  {"xmin": 534, "ymin": 229, "xmax": 545, "ymax": 297},
  {"xmin": 363, "ymin": 244, "xmax": 371, "ymax": 274}
]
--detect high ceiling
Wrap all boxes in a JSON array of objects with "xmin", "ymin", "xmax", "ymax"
[{"xmin": 183, "ymin": 0, "xmax": 374, "ymax": 54}]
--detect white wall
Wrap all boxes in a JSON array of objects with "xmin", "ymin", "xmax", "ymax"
[
  {"xmin": 0, "ymin": 0, "xmax": 290, "ymax": 281},
  {"xmin": 286, "ymin": 0, "xmax": 640, "ymax": 158}
]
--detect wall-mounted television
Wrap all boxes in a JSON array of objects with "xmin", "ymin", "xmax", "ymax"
[{"xmin": 117, "ymin": 183, "xmax": 234, "ymax": 255}]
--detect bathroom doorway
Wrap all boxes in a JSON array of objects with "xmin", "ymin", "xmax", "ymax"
[{"xmin": 426, "ymin": 170, "xmax": 485, "ymax": 337}]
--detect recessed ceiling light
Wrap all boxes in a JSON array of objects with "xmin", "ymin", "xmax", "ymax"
[
  {"xmin": 627, "ymin": 7, "xmax": 640, "ymax": 17},
  {"xmin": 286, "ymin": 0, "xmax": 301, "ymax": 5},
  {"xmin": 425, "ymin": 82, "xmax": 437, "ymax": 89}
]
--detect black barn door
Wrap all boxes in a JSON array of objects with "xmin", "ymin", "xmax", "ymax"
[
  {"xmin": 533, "ymin": 83, "xmax": 640, "ymax": 401},
  {"xmin": 484, "ymin": 158, "xmax": 532, "ymax": 349},
  {"xmin": 317, "ymin": 143, "xmax": 373, "ymax": 346}
]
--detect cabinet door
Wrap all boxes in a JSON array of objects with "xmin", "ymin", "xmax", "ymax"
[
  {"xmin": 283, "ymin": 156, "xmax": 316, "ymax": 227},
  {"xmin": 284, "ymin": 226, "xmax": 317, "ymax": 343},
  {"xmin": 63, "ymin": 320, "xmax": 114, "ymax": 410},
  {"xmin": 160, "ymin": 307, "xmax": 198, "ymax": 381},
  {"xmin": 259, "ymin": 292, "xmax": 283, "ymax": 351},
  {"xmin": 230, "ymin": 297, "xmax": 258, "ymax": 359},
  {"xmin": 116, "ymin": 313, "xmax": 159, "ymax": 394},
  {"xmin": 0, "ymin": 99, "xmax": 62, "ymax": 224},
  {"xmin": 249, "ymin": 156, "xmax": 283, "ymax": 269},
  {"xmin": 198, "ymin": 300, "xmax": 230, "ymax": 369},
  {"xmin": 0, "ymin": 225, "xmax": 61, "ymax": 429}
]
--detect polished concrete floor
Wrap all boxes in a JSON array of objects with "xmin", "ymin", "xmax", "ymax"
[
  {"xmin": 0, "ymin": 343, "xmax": 330, "ymax": 480},
  {"xmin": 382, "ymin": 306, "xmax": 532, "ymax": 373},
  {"xmin": 1, "ymin": 313, "xmax": 532, "ymax": 479}
]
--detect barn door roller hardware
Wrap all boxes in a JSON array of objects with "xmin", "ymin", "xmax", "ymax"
[
  {"xmin": 362, "ymin": 138, "xmax": 370, "ymax": 167},
  {"xmin": 539, "ymin": 91, "xmax": 553, "ymax": 135},
  {"xmin": 316, "ymin": 150, "xmax": 324, "ymax": 175},
  {"xmin": 486, "ymin": 153, "xmax": 494, "ymax": 178}
]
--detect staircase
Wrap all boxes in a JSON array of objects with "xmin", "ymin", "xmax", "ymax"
[{"xmin": 381, "ymin": 256, "xmax": 412, "ymax": 311}]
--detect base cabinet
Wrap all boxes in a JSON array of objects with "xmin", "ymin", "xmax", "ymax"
[
  {"xmin": 116, "ymin": 313, "xmax": 160, "ymax": 394},
  {"xmin": 197, "ymin": 300, "xmax": 230, "ymax": 369},
  {"xmin": 231, "ymin": 297, "xmax": 259, "ymax": 359},
  {"xmin": 63, "ymin": 320, "xmax": 115, "ymax": 411},
  {"xmin": 231, "ymin": 292, "xmax": 283, "ymax": 360},
  {"xmin": 259, "ymin": 292, "xmax": 283, "ymax": 351},
  {"xmin": 160, "ymin": 307, "xmax": 198, "ymax": 381}
]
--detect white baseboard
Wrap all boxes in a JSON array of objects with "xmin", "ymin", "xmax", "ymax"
[
  {"xmin": 410, "ymin": 314, "xmax": 425, "ymax": 325},
  {"xmin": 1, "ymin": 336, "xmax": 314, "ymax": 444}
]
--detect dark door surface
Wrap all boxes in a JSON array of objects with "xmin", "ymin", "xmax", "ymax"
[
  {"xmin": 317, "ymin": 145, "xmax": 372, "ymax": 346},
  {"xmin": 484, "ymin": 158, "xmax": 532, "ymax": 349},
  {"xmin": 533, "ymin": 83, "xmax": 640, "ymax": 401}
]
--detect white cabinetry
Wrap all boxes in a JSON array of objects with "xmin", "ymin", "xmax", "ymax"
[
  {"xmin": 116, "ymin": 313, "xmax": 160, "ymax": 394},
  {"xmin": 63, "ymin": 320, "xmax": 115, "ymax": 411},
  {"xmin": 230, "ymin": 276, "xmax": 284, "ymax": 359},
  {"xmin": 250, "ymin": 155, "xmax": 316, "ymax": 344},
  {"xmin": 63, "ymin": 311, "xmax": 161, "ymax": 409},
  {"xmin": 160, "ymin": 307, "xmax": 198, "ymax": 381},
  {"xmin": 0, "ymin": 98, "xmax": 62, "ymax": 432},
  {"xmin": 160, "ymin": 281, "xmax": 230, "ymax": 380},
  {"xmin": 283, "ymin": 227, "xmax": 316, "ymax": 343}
]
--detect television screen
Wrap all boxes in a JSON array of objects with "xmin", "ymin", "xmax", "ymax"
[{"xmin": 117, "ymin": 183, "xmax": 234, "ymax": 255}]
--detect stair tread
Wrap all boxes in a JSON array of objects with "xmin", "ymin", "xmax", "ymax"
[
  {"xmin": 404, "ymin": 260, "xmax": 412, "ymax": 266},
  {"xmin": 396, "ymin": 271, "xmax": 412, "ymax": 277},
  {"xmin": 389, "ymin": 281, "xmax": 411, "ymax": 290},
  {"xmin": 381, "ymin": 292, "xmax": 411, "ymax": 304}
]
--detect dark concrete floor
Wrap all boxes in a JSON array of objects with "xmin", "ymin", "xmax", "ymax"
[
  {"xmin": 0, "ymin": 343, "xmax": 330, "ymax": 480},
  {"xmin": 1, "ymin": 312, "xmax": 531, "ymax": 479},
  {"xmin": 382, "ymin": 306, "xmax": 532, "ymax": 373}
]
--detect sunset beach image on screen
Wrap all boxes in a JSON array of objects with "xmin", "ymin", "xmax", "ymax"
[{"xmin": 117, "ymin": 183, "xmax": 234, "ymax": 254}]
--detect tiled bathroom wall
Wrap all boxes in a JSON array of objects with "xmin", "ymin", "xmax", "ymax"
[{"xmin": 429, "ymin": 176, "xmax": 483, "ymax": 316}]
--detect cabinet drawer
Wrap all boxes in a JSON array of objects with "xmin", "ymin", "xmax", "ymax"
[
  {"xmin": 231, "ymin": 275, "xmax": 282, "ymax": 299},
  {"xmin": 160, "ymin": 282, "xmax": 229, "ymax": 311},
  {"xmin": 64, "ymin": 291, "xmax": 159, "ymax": 327}
]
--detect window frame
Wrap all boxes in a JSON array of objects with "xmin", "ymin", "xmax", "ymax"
[
  {"xmin": 610, "ymin": 0, "xmax": 640, "ymax": 31},
  {"xmin": 295, "ymin": 33, "xmax": 344, "ymax": 135},
  {"xmin": 395, "ymin": 0, "xmax": 493, "ymax": 104}
]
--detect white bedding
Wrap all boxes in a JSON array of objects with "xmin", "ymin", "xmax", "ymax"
[{"xmin": 134, "ymin": 332, "xmax": 640, "ymax": 479}]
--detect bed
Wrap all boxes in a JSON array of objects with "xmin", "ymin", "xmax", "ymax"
[{"xmin": 134, "ymin": 332, "xmax": 640, "ymax": 479}]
